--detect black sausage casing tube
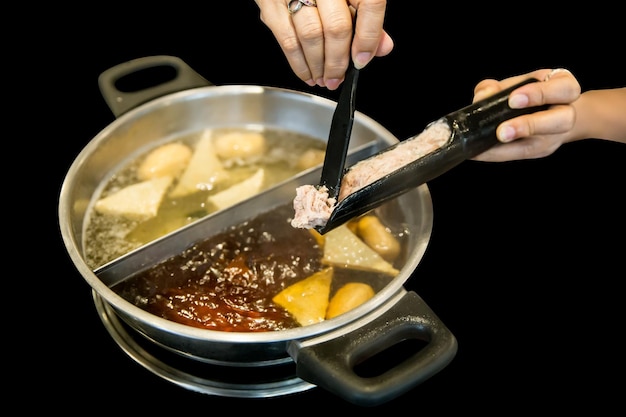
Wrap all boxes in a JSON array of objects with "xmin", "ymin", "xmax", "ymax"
[{"xmin": 291, "ymin": 120, "xmax": 451, "ymax": 229}]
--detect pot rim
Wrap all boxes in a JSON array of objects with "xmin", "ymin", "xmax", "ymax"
[{"xmin": 59, "ymin": 84, "xmax": 433, "ymax": 343}]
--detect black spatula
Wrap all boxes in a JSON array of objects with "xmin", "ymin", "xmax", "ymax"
[{"xmin": 318, "ymin": 62, "xmax": 360, "ymax": 200}]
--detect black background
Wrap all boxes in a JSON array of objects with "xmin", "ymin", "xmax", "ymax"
[{"xmin": 40, "ymin": 2, "xmax": 625, "ymax": 413}]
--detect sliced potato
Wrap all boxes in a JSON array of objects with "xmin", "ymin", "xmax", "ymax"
[
  {"xmin": 137, "ymin": 142, "xmax": 192, "ymax": 181},
  {"xmin": 207, "ymin": 168, "xmax": 264, "ymax": 210},
  {"xmin": 326, "ymin": 282, "xmax": 375, "ymax": 319},
  {"xmin": 169, "ymin": 130, "xmax": 228, "ymax": 198},
  {"xmin": 322, "ymin": 224, "xmax": 399, "ymax": 276},
  {"xmin": 272, "ymin": 267, "xmax": 333, "ymax": 326},
  {"xmin": 94, "ymin": 176, "xmax": 173, "ymax": 221}
]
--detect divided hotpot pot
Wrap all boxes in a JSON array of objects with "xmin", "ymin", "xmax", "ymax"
[{"xmin": 59, "ymin": 56, "xmax": 457, "ymax": 406}]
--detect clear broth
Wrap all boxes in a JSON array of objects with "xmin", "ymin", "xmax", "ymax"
[{"xmin": 84, "ymin": 127, "xmax": 326, "ymax": 269}]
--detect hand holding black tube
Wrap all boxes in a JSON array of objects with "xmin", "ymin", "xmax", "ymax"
[
  {"xmin": 317, "ymin": 78, "xmax": 549, "ymax": 234},
  {"xmin": 470, "ymin": 68, "xmax": 626, "ymax": 162}
]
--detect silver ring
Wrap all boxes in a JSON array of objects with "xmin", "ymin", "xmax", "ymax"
[{"xmin": 288, "ymin": 0, "xmax": 317, "ymax": 15}]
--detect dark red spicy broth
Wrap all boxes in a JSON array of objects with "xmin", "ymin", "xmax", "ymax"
[{"xmin": 113, "ymin": 204, "xmax": 323, "ymax": 332}]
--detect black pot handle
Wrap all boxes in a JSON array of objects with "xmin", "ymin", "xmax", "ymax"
[
  {"xmin": 290, "ymin": 290, "xmax": 458, "ymax": 406},
  {"xmin": 98, "ymin": 55, "xmax": 211, "ymax": 118}
]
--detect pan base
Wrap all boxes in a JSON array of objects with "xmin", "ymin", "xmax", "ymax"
[{"xmin": 93, "ymin": 292, "xmax": 316, "ymax": 398}]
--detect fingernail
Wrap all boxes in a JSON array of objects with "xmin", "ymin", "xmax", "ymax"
[
  {"xmin": 509, "ymin": 93, "xmax": 529, "ymax": 109},
  {"xmin": 498, "ymin": 124, "xmax": 516, "ymax": 142},
  {"xmin": 354, "ymin": 52, "xmax": 371, "ymax": 69},
  {"xmin": 315, "ymin": 78, "xmax": 325, "ymax": 87},
  {"xmin": 304, "ymin": 79, "xmax": 316, "ymax": 87},
  {"xmin": 325, "ymin": 78, "xmax": 342, "ymax": 91}
]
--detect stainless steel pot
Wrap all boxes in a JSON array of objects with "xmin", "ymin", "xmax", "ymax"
[{"xmin": 59, "ymin": 56, "xmax": 457, "ymax": 406}]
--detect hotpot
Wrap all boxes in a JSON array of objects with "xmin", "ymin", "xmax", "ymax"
[{"xmin": 59, "ymin": 56, "xmax": 457, "ymax": 406}]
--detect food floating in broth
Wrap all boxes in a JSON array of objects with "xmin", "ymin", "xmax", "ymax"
[
  {"xmin": 321, "ymin": 223, "xmax": 399, "ymax": 276},
  {"xmin": 213, "ymin": 130, "xmax": 267, "ymax": 162},
  {"xmin": 355, "ymin": 214, "xmax": 401, "ymax": 262},
  {"xmin": 84, "ymin": 127, "xmax": 327, "ymax": 269},
  {"xmin": 111, "ymin": 203, "xmax": 404, "ymax": 332},
  {"xmin": 326, "ymin": 282, "xmax": 375, "ymax": 319},
  {"xmin": 94, "ymin": 176, "xmax": 174, "ymax": 221},
  {"xmin": 137, "ymin": 142, "xmax": 192, "ymax": 181},
  {"xmin": 168, "ymin": 130, "xmax": 228, "ymax": 198},
  {"xmin": 272, "ymin": 267, "xmax": 333, "ymax": 326},
  {"xmin": 207, "ymin": 168, "xmax": 265, "ymax": 210}
]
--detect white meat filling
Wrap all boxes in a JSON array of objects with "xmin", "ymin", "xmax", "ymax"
[{"xmin": 291, "ymin": 185, "xmax": 336, "ymax": 229}]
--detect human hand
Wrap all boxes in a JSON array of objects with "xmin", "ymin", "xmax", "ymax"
[
  {"xmin": 255, "ymin": 0, "xmax": 394, "ymax": 90},
  {"xmin": 472, "ymin": 68, "xmax": 581, "ymax": 162}
]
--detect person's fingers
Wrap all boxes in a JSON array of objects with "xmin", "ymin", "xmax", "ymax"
[
  {"xmin": 316, "ymin": 0, "xmax": 353, "ymax": 90},
  {"xmin": 473, "ymin": 79, "xmax": 501, "ymax": 103},
  {"xmin": 350, "ymin": 0, "xmax": 390, "ymax": 69},
  {"xmin": 472, "ymin": 68, "xmax": 580, "ymax": 149},
  {"xmin": 470, "ymin": 68, "xmax": 580, "ymax": 161},
  {"xmin": 507, "ymin": 68, "xmax": 581, "ymax": 109},
  {"xmin": 473, "ymin": 69, "xmax": 571, "ymax": 103},
  {"xmin": 291, "ymin": 3, "xmax": 326, "ymax": 86},
  {"xmin": 473, "ymin": 70, "xmax": 549, "ymax": 103},
  {"xmin": 472, "ymin": 134, "xmax": 563, "ymax": 162},
  {"xmin": 496, "ymin": 104, "xmax": 576, "ymax": 143},
  {"xmin": 496, "ymin": 69, "xmax": 579, "ymax": 143},
  {"xmin": 257, "ymin": 0, "xmax": 392, "ymax": 90},
  {"xmin": 475, "ymin": 69, "xmax": 580, "ymax": 108},
  {"xmin": 256, "ymin": 0, "xmax": 316, "ymax": 86},
  {"xmin": 374, "ymin": 31, "xmax": 394, "ymax": 57}
]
